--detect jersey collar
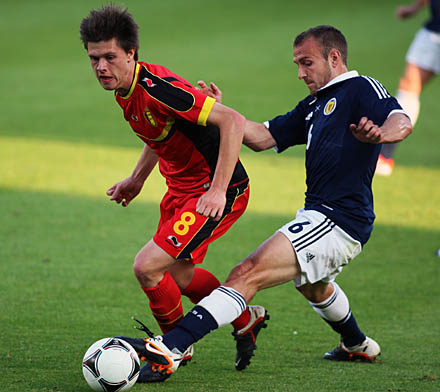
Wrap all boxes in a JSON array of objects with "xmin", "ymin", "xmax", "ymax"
[
  {"xmin": 317, "ymin": 70, "xmax": 359, "ymax": 93},
  {"xmin": 118, "ymin": 62, "xmax": 140, "ymax": 100}
]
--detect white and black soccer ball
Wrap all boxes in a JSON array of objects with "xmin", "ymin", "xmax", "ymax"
[{"xmin": 82, "ymin": 337, "xmax": 140, "ymax": 392}]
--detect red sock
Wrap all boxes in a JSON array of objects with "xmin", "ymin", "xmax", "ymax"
[
  {"xmin": 232, "ymin": 307, "xmax": 250, "ymax": 331},
  {"xmin": 142, "ymin": 272, "xmax": 183, "ymax": 334},
  {"xmin": 181, "ymin": 267, "xmax": 221, "ymax": 303},
  {"xmin": 181, "ymin": 268, "xmax": 251, "ymax": 331}
]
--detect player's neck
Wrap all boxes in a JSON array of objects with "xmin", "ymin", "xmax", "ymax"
[{"xmin": 117, "ymin": 61, "xmax": 137, "ymax": 96}]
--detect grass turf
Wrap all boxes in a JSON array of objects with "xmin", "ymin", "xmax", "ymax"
[{"xmin": 1, "ymin": 0, "xmax": 439, "ymax": 391}]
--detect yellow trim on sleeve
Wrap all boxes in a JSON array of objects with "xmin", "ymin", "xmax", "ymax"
[{"xmin": 197, "ymin": 96, "xmax": 216, "ymax": 126}]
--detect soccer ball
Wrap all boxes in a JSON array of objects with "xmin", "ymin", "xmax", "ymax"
[{"xmin": 82, "ymin": 337, "xmax": 140, "ymax": 391}]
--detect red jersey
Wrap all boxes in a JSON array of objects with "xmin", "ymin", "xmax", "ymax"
[{"xmin": 115, "ymin": 62, "xmax": 247, "ymax": 195}]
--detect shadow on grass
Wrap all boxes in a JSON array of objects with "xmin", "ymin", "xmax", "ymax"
[{"xmin": 1, "ymin": 188, "xmax": 439, "ymax": 392}]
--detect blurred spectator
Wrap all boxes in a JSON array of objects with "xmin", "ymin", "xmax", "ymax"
[{"xmin": 377, "ymin": 0, "xmax": 439, "ymax": 176}]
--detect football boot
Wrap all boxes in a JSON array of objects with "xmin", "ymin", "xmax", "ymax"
[
  {"xmin": 141, "ymin": 335, "xmax": 185, "ymax": 374},
  {"xmin": 117, "ymin": 318, "xmax": 193, "ymax": 382},
  {"xmin": 137, "ymin": 345, "xmax": 193, "ymax": 383},
  {"xmin": 324, "ymin": 336, "xmax": 381, "ymax": 362},
  {"xmin": 232, "ymin": 305, "xmax": 269, "ymax": 370}
]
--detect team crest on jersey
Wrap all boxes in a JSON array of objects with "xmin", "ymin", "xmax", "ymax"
[{"xmin": 324, "ymin": 98, "xmax": 337, "ymax": 116}]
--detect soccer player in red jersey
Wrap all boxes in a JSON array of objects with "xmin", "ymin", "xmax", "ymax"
[{"xmin": 80, "ymin": 5, "xmax": 269, "ymax": 382}]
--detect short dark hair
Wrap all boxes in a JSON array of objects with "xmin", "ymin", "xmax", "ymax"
[
  {"xmin": 294, "ymin": 25, "xmax": 348, "ymax": 65},
  {"xmin": 80, "ymin": 5, "xmax": 139, "ymax": 61}
]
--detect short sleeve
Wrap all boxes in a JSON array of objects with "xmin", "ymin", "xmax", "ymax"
[
  {"xmin": 137, "ymin": 65, "xmax": 216, "ymax": 126},
  {"xmin": 356, "ymin": 76, "xmax": 404, "ymax": 125},
  {"xmin": 196, "ymin": 96, "xmax": 216, "ymax": 126},
  {"xmin": 267, "ymin": 103, "xmax": 308, "ymax": 153}
]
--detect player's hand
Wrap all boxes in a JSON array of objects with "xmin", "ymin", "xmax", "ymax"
[
  {"xmin": 395, "ymin": 4, "xmax": 418, "ymax": 19},
  {"xmin": 349, "ymin": 116, "xmax": 383, "ymax": 144},
  {"xmin": 106, "ymin": 177, "xmax": 144, "ymax": 207},
  {"xmin": 197, "ymin": 80, "xmax": 222, "ymax": 103},
  {"xmin": 196, "ymin": 187, "xmax": 226, "ymax": 221}
]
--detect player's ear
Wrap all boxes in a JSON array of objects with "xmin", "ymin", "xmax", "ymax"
[
  {"xmin": 127, "ymin": 47, "xmax": 136, "ymax": 62},
  {"xmin": 328, "ymin": 48, "xmax": 341, "ymax": 67}
]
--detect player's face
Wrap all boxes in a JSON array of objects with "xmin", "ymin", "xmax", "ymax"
[
  {"xmin": 87, "ymin": 38, "xmax": 135, "ymax": 95},
  {"xmin": 293, "ymin": 37, "xmax": 332, "ymax": 96}
]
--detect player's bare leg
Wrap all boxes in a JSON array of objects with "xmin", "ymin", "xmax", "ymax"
[
  {"xmin": 378, "ymin": 63, "xmax": 435, "ymax": 175},
  {"xmin": 296, "ymin": 280, "xmax": 334, "ymax": 303},
  {"xmin": 395, "ymin": 62, "xmax": 434, "ymax": 129},
  {"xmin": 399, "ymin": 62, "xmax": 435, "ymax": 95},
  {"xmin": 133, "ymin": 240, "xmax": 178, "ymax": 288},
  {"xmin": 223, "ymin": 232, "xmax": 301, "ymax": 302},
  {"xmin": 168, "ymin": 260, "xmax": 195, "ymax": 291},
  {"xmin": 133, "ymin": 240, "xmax": 186, "ymax": 334}
]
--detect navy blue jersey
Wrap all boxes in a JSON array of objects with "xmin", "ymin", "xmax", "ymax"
[
  {"xmin": 268, "ymin": 71, "xmax": 404, "ymax": 245},
  {"xmin": 426, "ymin": 0, "xmax": 440, "ymax": 33}
]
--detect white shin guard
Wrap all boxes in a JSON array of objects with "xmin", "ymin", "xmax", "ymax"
[
  {"xmin": 198, "ymin": 286, "xmax": 246, "ymax": 328},
  {"xmin": 310, "ymin": 282, "xmax": 350, "ymax": 323}
]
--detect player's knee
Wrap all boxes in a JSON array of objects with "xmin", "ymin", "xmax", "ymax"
[
  {"xmin": 226, "ymin": 256, "xmax": 257, "ymax": 282},
  {"xmin": 295, "ymin": 284, "xmax": 310, "ymax": 299},
  {"xmin": 133, "ymin": 251, "xmax": 156, "ymax": 280},
  {"xmin": 133, "ymin": 255, "xmax": 145, "ymax": 280},
  {"xmin": 296, "ymin": 281, "xmax": 333, "ymax": 303},
  {"xmin": 225, "ymin": 256, "xmax": 263, "ymax": 297}
]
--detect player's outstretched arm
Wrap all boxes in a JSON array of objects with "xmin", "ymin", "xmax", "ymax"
[
  {"xmin": 349, "ymin": 113, "xmax": 412, "ymax": 144},
  {"xmin": 106, "ymin": 144, "xmax": 159, "ymax": 207},
  {"xmin": 196, "ymin": 80, "xmax": 276, "ymax": 151},
  {"xmin": 243, "ymin": 120, "xmax": 277, "ymax": 152}
]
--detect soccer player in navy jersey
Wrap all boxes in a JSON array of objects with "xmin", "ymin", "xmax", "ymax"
[
  {"xmin": 131, "ymin": 25, "xmax": 412, "ymax": 375},
  {"xmin": 80, "ymin": 5, "xmax": 269, "ymax": 383},
  {"xmin": 377, "ymin": 0, "xmax": 440, "ymax": 175}
]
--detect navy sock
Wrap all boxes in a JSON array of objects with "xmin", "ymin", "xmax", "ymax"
[
  {"xmin": 323, "ymin": 311, "xmax": 366, "ymax": 347},
  {"xmin": 162, "ymin": 305, "xmax": 219, "ymax": 353}
]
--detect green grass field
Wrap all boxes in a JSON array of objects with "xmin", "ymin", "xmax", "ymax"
[{"xmin": 1, "ymin": 0, "xmax": 439, "ymax": 391}]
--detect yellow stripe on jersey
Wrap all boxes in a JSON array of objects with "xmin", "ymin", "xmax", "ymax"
[
  {"xmin": 134, "ymin": 117, "xmax": 175, "ymax": 142},
  {"xmin": 151, "ymin": 117, "xmax": 175, "ymax": 142},
  {"xmin": 120, "ymin": 63, "xmax": 140, "ymax": 100},
  {"xmin": 197, "ymin": 96, "xmax": 216, "ymax": 126}
]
